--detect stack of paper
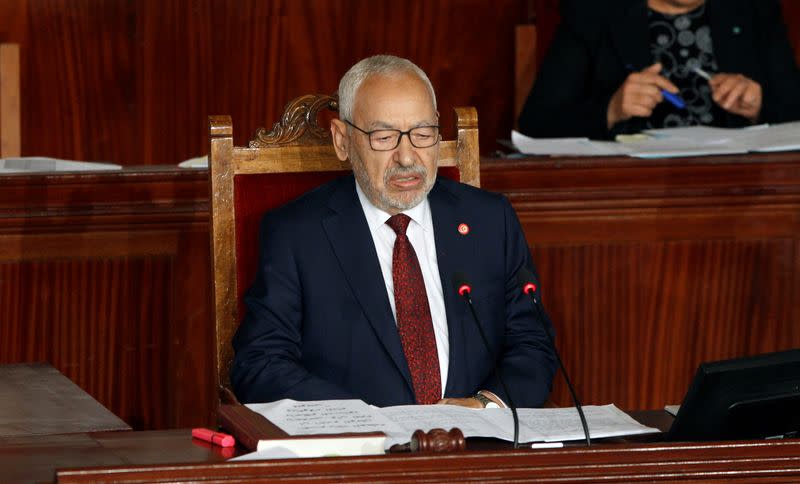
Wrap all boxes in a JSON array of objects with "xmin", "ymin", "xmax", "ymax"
[
  {"xmin": 738, "ymin": 121, "xmax": 800, "ymax": 152},
  {"xmin": 178, "ymin": 155, "xmax": 208, "ymax": 168},
  {"xmin": 511, "ymin": 121, "xmax": 800, "ymax": 158},
  {"xmin": 510, "ymin": 131, "xmax": 628, "ymax": 156},
  {"xmin": 0, "ymin": 157, "xmax": 121, "ymax": 173}
]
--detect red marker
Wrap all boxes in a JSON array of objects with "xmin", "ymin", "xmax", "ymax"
[{"xmin": 192, "ymin": 427, "xmax": 235, "ymax": 447}]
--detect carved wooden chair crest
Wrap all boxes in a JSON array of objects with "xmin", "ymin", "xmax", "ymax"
[{"xmin": 208, "ymin": 94, "xmax": 480, "ymax": 404}]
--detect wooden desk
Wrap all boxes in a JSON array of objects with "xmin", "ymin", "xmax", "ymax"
[
  {"xmin": 54, "ymin": 439, "xmax": 800, "ymax": 483},
  {"xmin": 50, "ymin": 429, "xmax": 800, "ymax": 483},
  {"xmin": 0, "ymin": 429, "xmax": 233, "ymax": 483},
  {"xmin": 0, "ymin": 363, "xmax": 129, "ymax": 437},
  {"xmin": 0, "ymin": 411, "xmax": 796, "ymax": 483}
]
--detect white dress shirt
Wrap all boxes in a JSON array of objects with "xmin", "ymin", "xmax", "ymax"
[{"xmin": 355, "ymin": 182, "xmax": 449, "ymax": 397}]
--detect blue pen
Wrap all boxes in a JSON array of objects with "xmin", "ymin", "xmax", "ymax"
[
  {"xmin": 661, "ymin": 89, "xmax": 686, "ymax": 110},
  {"xmin": 625, "ymin": 64, "xmax": 686, "ymax": 110}
]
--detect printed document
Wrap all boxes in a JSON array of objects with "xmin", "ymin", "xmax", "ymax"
[{"xmin": 246, "ymin": 399, "xmax": 658, "ymax": 449}]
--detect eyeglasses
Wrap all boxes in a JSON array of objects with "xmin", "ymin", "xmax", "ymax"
[{"xmin": 344, "ymin": 120, "xmax": 440, "ymax": 151}]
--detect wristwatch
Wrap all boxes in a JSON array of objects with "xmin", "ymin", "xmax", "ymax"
[{"xmin": 472, "ymin": 392, "xmax": 500, "ymax": 409}]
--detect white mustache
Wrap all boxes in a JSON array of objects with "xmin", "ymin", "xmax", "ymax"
[{"xmin": 384, "ymin": 164, "xmax": 426, "ymax": 183}]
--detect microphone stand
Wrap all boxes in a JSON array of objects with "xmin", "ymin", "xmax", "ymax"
[
  {"xmin": 522, "ymin": 279, "xmax": 591, "ymax": 447},
  {"xmin": 454, "ymin": 275, "xmax": 521, "ymax": 449}
]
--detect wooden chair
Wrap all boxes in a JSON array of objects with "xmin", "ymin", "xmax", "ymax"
[{"xmin": 208, "ymin": 94, "xmax": 480, "ymax": 404}]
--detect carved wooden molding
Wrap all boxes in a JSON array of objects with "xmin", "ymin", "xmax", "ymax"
[{"xmin": 249, "ymin": 94, "xmax": 338, "ymax": 148}]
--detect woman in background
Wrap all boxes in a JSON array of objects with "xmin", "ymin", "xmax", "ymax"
[{"xmin": 518, "ymin": 0, "xmax": 800, "ymax": 139}]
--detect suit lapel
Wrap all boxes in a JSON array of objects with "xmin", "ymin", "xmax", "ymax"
[
  {"xmin": 610, "ymin": 1, "xmax": 651, "ymax": 70},
  {"xmin": 321, "ymin": 176, "xmax": 413, "ymax": 391},
  {"xmin": 429, "ymin": 181, "xmax": 473, "ymax": 397}
]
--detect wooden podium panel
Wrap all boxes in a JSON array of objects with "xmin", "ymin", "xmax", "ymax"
[
  {"xmin": 482, "ymin": 152, "xmax": 800, "ymax": 410},
  {"xmin": 0, "ymin": 167, "xmax": 215, "ymax": 430},
  {"xmin": 54, "ymin": 437, "xmax": 800, "ymax": 483}
]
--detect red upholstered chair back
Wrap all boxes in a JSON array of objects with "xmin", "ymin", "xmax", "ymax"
[{"xmin": 209, "ymin": 94, "xmax": 479, "ymax": 403}]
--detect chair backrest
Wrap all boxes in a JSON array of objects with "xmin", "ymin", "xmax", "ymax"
[{"xmin": 208, "ymin": 94, "xmax": 479, "ymax": 403}]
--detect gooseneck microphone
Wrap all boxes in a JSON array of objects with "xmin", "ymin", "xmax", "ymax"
[
  {"xmin": 517, "ymin": 267, "xmax": 591, "ymax": 446},
  {"xmin": 453, "ymin": 272, "xmax": 521, "ymax": 449}
]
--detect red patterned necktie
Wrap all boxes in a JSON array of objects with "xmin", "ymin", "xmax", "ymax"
[{"xmin": 386, "ymin": 213, "xmax": 441, "ymax": 405}]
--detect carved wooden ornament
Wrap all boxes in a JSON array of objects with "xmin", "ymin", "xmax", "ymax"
[{"xmin": 249, "ymin": 94, "xmax": 339, "ymax": 148}]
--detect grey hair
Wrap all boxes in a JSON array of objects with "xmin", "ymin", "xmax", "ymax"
[{"xmin": 337, "ymin": 55, "xmax": 437, "ymax": 122}]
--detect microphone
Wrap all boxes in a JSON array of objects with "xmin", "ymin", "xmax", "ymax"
[
  {"xmin": 517, "ymin": 267, "xmax": 591, "ymax": 446},
  {"xmin": 453, "ymin": 272, "xmax": 521, "ymax": 449}
]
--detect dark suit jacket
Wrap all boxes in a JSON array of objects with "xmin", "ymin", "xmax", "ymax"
[
  {"xmin": 231, "ymin": 175, "xmax": 557, "ymax": 408},
  {"xmin": 518, "ymin": 0, "xmax": 800, "ymax": 139}
]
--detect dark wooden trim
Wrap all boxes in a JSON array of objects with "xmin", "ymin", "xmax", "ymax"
[{"xmin": 56, "ymin": 439, "xmax": 800, "ymax": 483}]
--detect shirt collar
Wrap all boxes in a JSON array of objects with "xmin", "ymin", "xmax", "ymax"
[{"xmin": 355, "ymin": 179, "xmax": 430, "ymax": 232}]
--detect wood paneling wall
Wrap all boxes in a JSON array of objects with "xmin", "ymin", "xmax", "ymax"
[
  {"xmin": 482, "ymin": 153, "xmax": 800, "ymax": 410},
  {"xmin": 0, "ymin": 0, "xmax": 526, "ymax": 164},
  {"xmin": 1, "ymin": 0, "xmax": 796, "ymax": 166}
]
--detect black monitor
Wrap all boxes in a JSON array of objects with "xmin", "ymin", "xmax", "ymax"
[{"xmin": 667, "ymin": 349, "xmax": 800, "ymax": 442}]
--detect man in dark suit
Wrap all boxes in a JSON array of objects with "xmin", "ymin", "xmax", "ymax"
[
  {"xmin": 518, "ymin": 0, "xmax": 800, "ymax": 139},
  {"xmin": 231, "ymin": 55, "xmax": 557, "ymax": 408}
]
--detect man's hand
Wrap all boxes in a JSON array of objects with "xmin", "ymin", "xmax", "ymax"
[
  {"xmin": 438, "ymin": 391, "xmax": 503, "ymax": 409},
  {"xmin": 437, "ymin": 397, "xmax": 484, "ymax": 408},
  {"xmin": 607, "ymin": 63, "xmax": 679, "ymax": 128},
  {"xmin": 709, "ymin": 73, "xmax": 762, "ymax": 122}
]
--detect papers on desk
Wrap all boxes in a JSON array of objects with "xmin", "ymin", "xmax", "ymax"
[
  {"xmin": 232, "ymin": 399, "xmax": 658, "ymax": 460},
  {"xmin": 0, "ymin": 157, "xmax": 122, "ymax": 173},
  {"xmin": 511, "ymin": 121, "xmax": 800, "ymax": 158},
  {"xmin": 622, "ymin": 136, "xmax": 747, "ymax": 158},
  {"xmin": 177, "ymin": 155, "xmax": 208, "ymax": 168},
  {"xmin": 664, "ymin": 405, "xmax": 680, "ymax": 417},
  {"xmin": 511, "ymin": 131, "xmax": 628, "ymax": 156},
  {"xmin": 380, "ymin": 403, "xmax": 657, "ymax": 444},
  {"xmin": 644, "ymin": 121, "xmax": 800, "ymax": 153},
  {"xmin": 748, "ymin": 122, "xmax": 800, "ymax": 152}
]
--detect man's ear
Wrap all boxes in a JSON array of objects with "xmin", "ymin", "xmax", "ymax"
[{"xmin": 330, "ymin": 118, "xmax": 349, "ymax": 161}]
